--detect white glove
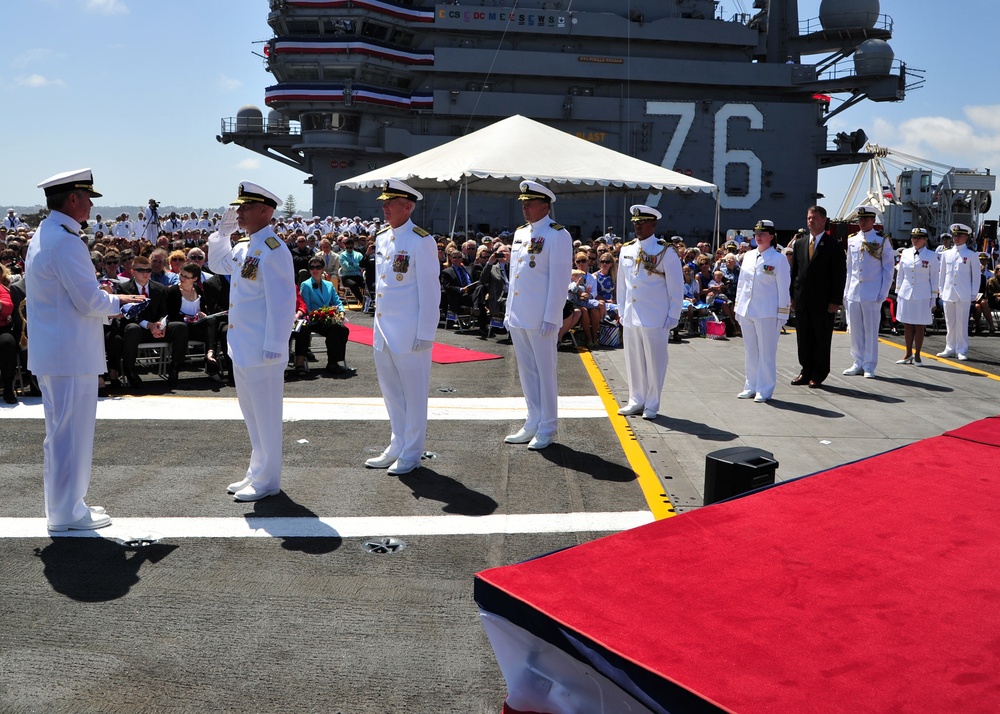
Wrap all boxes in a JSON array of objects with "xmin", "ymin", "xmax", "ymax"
[
  {"xmin": 413, "ymin": 339, "xmax": 433, "ymax": 352},
  {"xmin": 664, "ymin": 318, "xmax": 679, "ymax": 331},
  {"xmin": 263, "ymin": 350, "xmax": 282, "ymax": 361},
  {"xmin": 539, "ymin": 321, "xmax": 558, "ymax": 337},
  {"xmin": 217, "ymin": 206, "xmax": 239, "ymax": 239}
]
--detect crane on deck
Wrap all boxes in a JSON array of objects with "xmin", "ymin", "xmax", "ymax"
[{"xmin": 835, "ymin": 144, "xmax": 995, "ymax": 245}]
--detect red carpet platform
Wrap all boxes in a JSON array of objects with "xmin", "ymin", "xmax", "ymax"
[
  {"xmin": 476, "ymin": 416, "xmax": 1000, "ymax": 713},
  {"xmin": 346, "ymin": 324, "xmax": 502, "ymax": 364}
]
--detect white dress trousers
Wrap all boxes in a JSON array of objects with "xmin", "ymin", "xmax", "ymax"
[
  {"xmin": 738, "ymin": 317, "xmax": 780, "ymax": 399},
  {"xmin": 846, "ymin": 300, "xmax": 882, "ymax": 372},
  {"xmin": 233, "ymin": 361, "xmax": 286, "ymax": 492},
  {"xmin": 509, "ymin": 326, "xmax": 560, "ymax": 438},
  {"xmin": 374, "ymin": 348, "xmax": 433, "ymax": 462},
  {"xmin": 622, "ymin": 326, "xmax": 670, "ymax": 413},
  {"xmin": 38, "ymin": 376, "xmax": 99, "ymax": 526},
  {"xmin": 943, "ymin": 300, "xmax": 971, "ymax": 356}
]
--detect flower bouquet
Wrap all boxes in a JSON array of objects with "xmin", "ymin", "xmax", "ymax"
[{"xmin": 308, "ymin": 306, "xmax": 345, "ymax": 327}]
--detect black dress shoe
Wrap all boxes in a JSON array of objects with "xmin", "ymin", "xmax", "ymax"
[
  {"xmin": 167, "ymin": 369, "xmax": 179, "ymax": 388},
  {"xmin": 306, "ymin": 351, "xmax": 318, "ymax": 363},
  {"xmin": 3, "ymin": 388, "xmax": 17, "ymax": 405},
  {"xmin": 324, "ymin": 364, "xmax": 356, "ymax": 376},
  {"xmin": 790, "ymin": 374, "xmax": 809, "ymax": 385},
  {"xmin": 808, "ymin": 380, "xmax": 822, "ymax": 388}
]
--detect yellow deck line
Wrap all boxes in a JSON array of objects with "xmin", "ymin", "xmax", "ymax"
[
  {"xmin": 577, "ymin": 348, "xmax": 676, "ymax": 520},
  {"xmin": 879, "ymin": 337, "xmax": 1000, "ymax": 382}
]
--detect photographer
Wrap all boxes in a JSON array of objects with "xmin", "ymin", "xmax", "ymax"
[{"xmin": 141, "ymin": 199, "xmax": 160, "ymax": 242}]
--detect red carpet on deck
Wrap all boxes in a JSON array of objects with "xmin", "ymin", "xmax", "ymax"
[
  {"xmin": 476, "ymin": 416, "xmax": 1000, "ymax": 713},
  {"xmin": 346, "ymin": 324, "xmax": 502, "ymax": 364}
]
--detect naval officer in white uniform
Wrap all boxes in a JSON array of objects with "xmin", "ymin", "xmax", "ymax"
[
  {"xmin": 894, "ymin": 227, "xmax": 939, "ymax": 365},
  {"xmin": 842, "ymin": 205, "xmax": 894, "ymax": 378},
  {"xmin": 615, "ymin": 205, "xmax": 683, "ymax": 419},
  {"xmin": 26, "ymin": 169, "xmax": 145, "ymax": 531},
  {"xmin": 503, "ymin": 181, "xmax": 573, "ymax": 451},
  {"xmin": 936, "ymin": 222, "xmax": 979, "ymax": 361},
  {"xmin": 208, "ymin": 182, "xmax": 295, "ymax": 501},
  {"xmin": 363, "ymin": 179, "xmax": 439, "ymax": 476},
  {"xmin": 734, "ymin": 220, "xmax": 790, "ymax": 402}
]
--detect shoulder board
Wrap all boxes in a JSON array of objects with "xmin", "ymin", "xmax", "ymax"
[
  {"xmin": 657, "ymin": 238, "xmax": 667, "ymax": 246},
  {"xmin": 413, "ymin": 226, "xmax": 430, "ymax": 237},
  {"xmin": 235, "ymin": 237, "xmax": 250, "ymax": 244},
  {"xmin": 549, "ymin": 222, "xmax": 564, "ymax": 231},
  {"xmin": 518, "ymin": 222, "xmax": 530, "ymax": 230},
  {"xmin": 623, "ymin": 238, "xmax": 637, "ymax": 246},
  {"xmin": 377, "ymin": 226, "xmax": 391, "ymax": 235},
  {"xmin": 265, "ymin": 236, "xmax": 282, "ymax": 250},
  {"xmin": 61, "ymin": 225, "xmax": 79, "ymax": 236}
]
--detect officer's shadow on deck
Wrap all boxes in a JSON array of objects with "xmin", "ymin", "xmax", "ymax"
[
  {"xmin": 535, "ymin": 445, "xmax": 639, "ymax": 483},
  {"xmin": 243, "ymin": 492, "xmax": 343, "ymax": 554},
  {"xmin": 397, "ymin": 468, "xmax": 499, "ymax": 516},
  {"xmin": 36, "ymin": 537, "xmax": 178, "ymax": 602}
]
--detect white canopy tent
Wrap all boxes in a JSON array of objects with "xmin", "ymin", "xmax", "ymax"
[{"xmin": 334, "ymin": 115, "xmax": 719, "ymax": 238}]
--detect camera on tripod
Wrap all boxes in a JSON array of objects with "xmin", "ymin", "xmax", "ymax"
[{"xmin": 148, "ymin": 198, "xmax": 160, "ymax": 210}]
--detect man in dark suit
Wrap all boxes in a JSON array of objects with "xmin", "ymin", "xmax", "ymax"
[
  {"xmin": 440, "ymin": 249, "xmax": 477, "ymax": 327},
  {"xmin": 789, "ymin": 205, "xmax": 846, "ymax": 388},
  {"xmin": 119, "ymin": 255, "xmax": 188, "ymax": 388}
]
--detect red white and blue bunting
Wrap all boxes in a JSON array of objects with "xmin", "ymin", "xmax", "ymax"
[
  {"xmin": 271, "ymin": 38, "xmax": 434, "ymax": 65},
  {"xmin": 265, "ymin": 83, "xmax": 433, "ymax": 109},
  {"xmin": 285, "ymin": 0, "xmax": 435, "ymax": 23}
]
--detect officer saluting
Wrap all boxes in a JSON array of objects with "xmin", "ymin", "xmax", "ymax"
[
  {"xmin": 364, "ymin": 179, "xmax": 439, "ymax": 476},
  {"xmin": 207, "ymin": 182, "xmax": 295, "ymax": 501},
  {"xmin": 615, "ymin": 205, "xmax": 683, "ymax": 419},
  {"xmin": 842, "ymin": 205, "xmax": 893, "ymax": 379},
  {"xmin": 936, "ymin": 222, "xmax": 979, "ymax": 361},
  {"xmin": 503, "ymin": 180, "xmax": 573, "ymax": 451}
]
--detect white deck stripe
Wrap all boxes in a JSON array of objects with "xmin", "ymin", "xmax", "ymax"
[
  {"xmin": 0, "ymin": 511, "xmax": 654, "ymax": 539},
  {"xmin": 0, "ymin": 395, "xmax": 607, "ymax": 421}
]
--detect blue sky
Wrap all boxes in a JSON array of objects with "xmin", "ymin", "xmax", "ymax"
[{"xmin": 1, "ymin": 0, "xmax": 997, "ymax": 223}]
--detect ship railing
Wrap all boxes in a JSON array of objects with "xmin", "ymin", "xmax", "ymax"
[
  {"xmin": 815, "ymin": 57, "xmax": 905, "ymax": 83},
  {"xmin": 220, "ymin": 117, "xmax": 302, "ymax": 136},
  {"xmin": 799, "ymin": 13, "xmax": 894, "ymax": 36}
]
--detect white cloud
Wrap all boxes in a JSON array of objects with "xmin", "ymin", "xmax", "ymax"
[
  {"xmin": 237, "ymin": 158, "xmax": 261, "ymax": 170},
  {"xmin": 16, "ymin": 74, "xmax": 66, "ymax": 89},
  {"xmin": 219, "ymin": 75, "xmax": 243, "ymax": 92},
  {"xmin": 870, "ymin": 110, "xmax": 1000, "ymax": 172},
  {"xmin": 10, "ymin": 48, "xmax": 61, "ymax": 70},
  {"xmin": 84, "ymin": 0, "xmax": 129, "ymax": 15}
]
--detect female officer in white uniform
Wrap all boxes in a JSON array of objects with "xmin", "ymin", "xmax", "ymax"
[
  {"xmin": 894, "ymin": 227, "xmax": 938, "ymax": 365},
  {"xmin": 734, "ymin": 220, "xmax": 790, "ymax": 403}
]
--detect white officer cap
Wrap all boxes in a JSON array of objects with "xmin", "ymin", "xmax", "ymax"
[
  {"xmin": 629, "ymin": 204, "xmax": 662, "ymax": 222},
  {"xmin": 940, "ymin": 232, "xmax": 952, "ymax": 240},
  {"xmin": 37, "ymin": 168, "xmax": 103, "ymax": 198},
  {"xmin": 230, "ymin": 181, "xmax": 282, "ymax": 209},
  {"xmin": 910, "ymin": 227, "xmax": 929, "ymax": 238},
  {"xmin": 518, "ymin": 180, "xmax": 556, "ymax": 203},
  {"xmin": 753, "ymin": 219, "xmax": 776, "ymax": 233},
  {"xmin": 950, "ymin": 223, "xmax": 972, "ymax": 236},
  {"xmin": 854, "ymin": 205, "xmax": 881, "ymax": 220},
  {"xmin": 377, "ymin": 178, "xmax": 423, "ymax": 202}
]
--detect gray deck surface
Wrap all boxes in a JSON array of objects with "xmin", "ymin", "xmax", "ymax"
[{"xmin": 3, "ymin": 309, "xmax": 999, "ymax": 713}]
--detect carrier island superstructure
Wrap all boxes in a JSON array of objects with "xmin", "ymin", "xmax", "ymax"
[{"xmin": 218, "ymin": 0, "xmax": 909, "ymax": 240}]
